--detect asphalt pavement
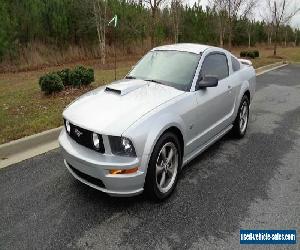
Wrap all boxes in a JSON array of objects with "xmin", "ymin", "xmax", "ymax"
[{"xmin": 0, "ymin": 64, "xmax": 299, "ymax": 250}]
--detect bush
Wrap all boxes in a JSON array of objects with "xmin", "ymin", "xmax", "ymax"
[
  {"xmin": 39, "ymin": 73, "xmax": 64, "ymax": 94},
  {"xmin": 69, "ymin": 66, "xmax": 94, "ymax": 87},
  {"xmin": 38, "ymin": 75, "xmax": 45, "ymax": 87},
  {"xmin": 247, "ymin": 51, "xmax": 256, "ymax": 59},
  {"xmin": 69, "ymin": 67, "xmax": 83, "ymax": 87},
  {"xmin": 240, "ymin": 50, "xmax": 259, "ymax": 58},
  {"xmin": 38, "ymin": 65, "xmax": 95, "ymax": 93},
  {"xmin": 57, "ymin": 68, "xmax": 71, "ymax": 86},
  {"xmin": 240, "ymin": 51, "xmax": 247, "ymax": 57},
  {"xmin": 81, "ymin": 67, "xmax": 94, "ymax": 85},
  {"xmin": 253, "ymin": 50, "xmax": 259, "ymax": 58}
]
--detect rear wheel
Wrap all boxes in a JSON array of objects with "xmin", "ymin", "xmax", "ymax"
[
  {"xmin": 232, "ymin": 95, "xmax": 250, "ymax": 138},
  {"xmin": 144, "ymin": 132, "xmax": 181, "ymax": 201}
]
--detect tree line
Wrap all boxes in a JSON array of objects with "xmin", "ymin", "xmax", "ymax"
[{"xmin": 0, "ymin": 0, "xmax": 299, "ymax": 64}]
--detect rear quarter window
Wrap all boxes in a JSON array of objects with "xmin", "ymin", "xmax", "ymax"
[{"xmin": 231, "ymin": 56, "xmax": 241, "ymax": 72}]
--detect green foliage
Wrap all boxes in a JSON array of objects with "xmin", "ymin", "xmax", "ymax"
[
  {"xmin": 240, "ymin": 50, "xmax": 259, "ymax": 59},
  {"xmin": 240, "ymin": 51, "xmax": 247, "ymax": 57},
  {"xmin": 107, "ymin": 0, "xmax": 150, "ymax": 45},
  {"xmin": 39, "ymin": 66, "xmax": 95, "ymax": 93},
  {"xmin": 181, "ymin": 5, "xmax": 218, "ymax": 44},
  {"xmin": 39, "ymin": 73, "xmax": 64, "ymax": 94},
  {"xmin": 38, "ymin": 75, "xmax": 45, "ymax": 87},
  {"xmin": 247, "ymin": 51, "xmax": 255, "ymax": 59},
  {"xmin": 82, "ymin": 68, "xmax": 95, "ymax": 85},
  {"xmin": 57, "ymin": 69, "xmax": 71, "ymax": 86},
  {"xmin": 69, "ymin": 66, "xmax": 94, "ymax": 87},
  {"xmin": 0, "ymin": 0, "xmax": 298, "ymax": 61},
  {"xmin": 69, "ymin": 68, "xmax": 82, "ymax": 87},
  {"xmin": 253, "ymin": 50, "xmax": 259, "ymax": 57},
  {"xmin": 0, "ymin": 1, "xmax": 16, "ymax": 60}
]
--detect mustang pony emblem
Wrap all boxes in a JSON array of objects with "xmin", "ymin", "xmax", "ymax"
[{"xmin": 74, "ymin": 128, "xmax": 83, "ymax": 137}]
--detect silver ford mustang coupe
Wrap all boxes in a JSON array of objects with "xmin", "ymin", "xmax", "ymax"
[{"xmin": 59, "ymin": 43, "xmax": 256, "ymax": 200}]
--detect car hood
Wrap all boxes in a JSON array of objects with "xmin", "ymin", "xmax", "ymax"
[{"xmin": 63, "ymin": 79, "xmax": 184, "ymax": 135}]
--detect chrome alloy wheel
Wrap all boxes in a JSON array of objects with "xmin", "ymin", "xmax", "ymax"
[
  {"xmin": 239, "ymin": 100, "xmax": 249, "ymax": 134},
  {"xmin": 155, "ymin": 142, "xmax": 179, "ymax": 193}
]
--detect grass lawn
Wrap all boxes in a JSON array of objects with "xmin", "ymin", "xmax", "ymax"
[
  {"xmin": 0, "ymin": 46, "xmax": 300, "ymax": 144},
  {"xmin": 231, "ymin": 46, "xmax": 300, "ymax": 68},
  {"xmin": 0, "ymin": 62, "xmax": 131, "ymax": 144}
]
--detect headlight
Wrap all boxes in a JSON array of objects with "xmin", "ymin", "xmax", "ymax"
[
  {"xmin": 64, "ymin": 119, "xmax": 71, "ymax": 134},
  {"xmin": 92, "ymin": 132, "xmax": 100, "ymax": 150},
  {"xmin": 109, "ymin": 136, "xmax": 136, "ymax": 157}
]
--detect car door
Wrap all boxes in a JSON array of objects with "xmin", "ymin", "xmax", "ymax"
[{"xmin": 191, "ymin": 52, "xmax": 234, "ymax": 149}]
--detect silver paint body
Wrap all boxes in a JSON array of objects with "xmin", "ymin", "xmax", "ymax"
[{"xmin": 59, "ymin": 43, "xmax": 256, "ymax": 196}]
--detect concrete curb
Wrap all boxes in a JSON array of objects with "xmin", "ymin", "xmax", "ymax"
[
  {"xmin": 0, "ymin": 61, "xmax": 289, "ymax": 168},
  {"xmin": 256, "ymin": 61, "xmax": 287, "ymax": 75},
  {"xmin": 0, "ymin": 126, "xmax": 62, "ymax": 168},
  {"xmin": 0, "ymin": 126, "xmax": 62, "ymax": 159}
]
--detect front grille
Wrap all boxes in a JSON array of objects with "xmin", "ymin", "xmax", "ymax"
[
  {"xmin": 64, "ymin": 120, "xmax": 105, "ymax": 153},
  {"xmin": 69, "ymin": 164, "xmax": 105, "ymax": 188}
]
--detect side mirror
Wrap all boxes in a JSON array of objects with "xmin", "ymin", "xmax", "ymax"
[{"xmin": 196, "ymin": 76, "xmax": 218, "ymax": 90}]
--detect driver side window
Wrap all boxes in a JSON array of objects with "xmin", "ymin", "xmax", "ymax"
[{"xmin": 201, "ymin": 53, "xmax": 229, "ymax": 80}]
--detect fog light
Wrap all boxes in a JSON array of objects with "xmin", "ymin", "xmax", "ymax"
[
  {"xmin": 65, "ymin": 120, "xmax": 71, "ymax": 134},
  {"xmin": 92, "ymin": 132, "xmax": 100, "ymax": 150},
  {"xmin": 109, "ymin": 167, "xmax": 138, "ymax": 175}
]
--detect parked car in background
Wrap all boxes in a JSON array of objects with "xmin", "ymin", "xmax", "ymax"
[{"xmin": 59, "ymin": 43, "xmax": 256, "ymax": 200}]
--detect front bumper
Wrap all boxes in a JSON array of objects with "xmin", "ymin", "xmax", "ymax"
[{"xmin": 59, "ymin": 129, "xmax": 145, "ymax": 197}]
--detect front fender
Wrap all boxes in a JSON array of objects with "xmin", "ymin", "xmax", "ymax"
[
  {"xmin": 123, "ymin": 112, "xmax": 186, "ymax": 172},
  {"xmin": 144, "ymin": 113, "xmax": 186, "ymax": 157}
]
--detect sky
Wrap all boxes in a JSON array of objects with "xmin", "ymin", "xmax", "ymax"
[{"xmin": 186, "ymin": 0, "xmax": 300, "ymax": 28}]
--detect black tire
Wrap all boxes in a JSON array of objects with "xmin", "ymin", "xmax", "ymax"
[
  {"xmin": 232, "ymin": 95, "xmax": 250, "ymax": 138},
  {"xmin": 144, "ymin": 132, "xmax": 182, "ymax": 201}
]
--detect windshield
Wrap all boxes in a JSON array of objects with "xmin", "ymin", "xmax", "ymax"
[{"xmin": 127, "ymin": 50, "xmax": 201, "ymax": 91}]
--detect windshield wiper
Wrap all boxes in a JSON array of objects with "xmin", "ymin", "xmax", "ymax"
[
  {"xmin": 125, "ymin": 75, "xmax": 136, "ymax": 79},
  {"xmin": 144, "ymin": 79, "xmax": 163, "ymax": 85}
]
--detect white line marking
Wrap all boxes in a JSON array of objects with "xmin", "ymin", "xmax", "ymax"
[{"xmin": 256, "ymin": 64, "xmax": 288, "ymax": 76}]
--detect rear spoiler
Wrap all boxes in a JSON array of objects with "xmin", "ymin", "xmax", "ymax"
[{"xmin": 238, "ymin": 59, "xmax": 252, "ymax": 66}]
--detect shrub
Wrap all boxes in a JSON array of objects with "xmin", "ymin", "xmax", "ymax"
[
  {"xmin": 253, "ymin": 50, "xmax": 259, "ymax": 58},
  {"xmin": 38, "ymin": 65, "xmax": 95, "ymax": 93},
  {"xmin": 246, "ymin": 51, "xmax": 256, "ymax": 59},
  {"xmin": 39, "ymin": 73, "xmax": 64, "ymax": 94},
  {"xmin": 69, "ymin": 66, "xmax": 94, "ymax": 87},
  {"xmin": 81, "ymin": 67, "xmax": 94, "ymax": 85},
  {"xmin": 240, "ymin": 50, "xmax": 259, "ymax": 58},
  {"xmin": 57, "ymin": 68, "xmax": 71, "ymax": 86},
  {"xmin": 69, "ymin": 67, "xmax": 83, "ymax": 87},
  {"xmin": 38, "ymin": 75, "xmax": 45, "ymax": 87},
  {"xmin": 240, "ymin": 51, "xmax": 247, "ymax": 57}
]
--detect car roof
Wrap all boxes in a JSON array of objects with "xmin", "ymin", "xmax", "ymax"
[{"xmin": 152, "ymin": 43, "xmax": 212, "ymax": 54}]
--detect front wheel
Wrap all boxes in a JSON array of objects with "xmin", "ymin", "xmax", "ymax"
[
  {"xmin": 232, "ymin": 95, "xmax": 250, "ymax": 138},
  {"xmin": 144, "ymin": 132, "xmax": 181, "ymax": 201}
]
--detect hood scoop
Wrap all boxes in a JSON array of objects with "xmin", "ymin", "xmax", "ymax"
[
  {"xmin": 105, "ymin": 87, "xmax": 122, "ymax": 95},
  {"xmin": 105, "ymin": 79, "xmax": 147, "ymax": 96}
]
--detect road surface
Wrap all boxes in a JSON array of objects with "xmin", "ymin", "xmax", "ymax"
[{"xmin": 1, "ymin": 64, "xmax": 299, "ymax": 250}]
